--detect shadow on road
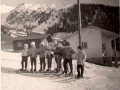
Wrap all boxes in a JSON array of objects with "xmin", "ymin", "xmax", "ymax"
[{"xmin": 1, "ymin": 66, "xmax": 76, "ymax": 83}]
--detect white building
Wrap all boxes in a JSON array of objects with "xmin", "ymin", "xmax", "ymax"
[{"xmin": 64, "ymin": 26, "xmax": 119, "ymax": 58}]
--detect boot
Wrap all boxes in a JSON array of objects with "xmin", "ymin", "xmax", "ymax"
[
  {"xmin": 80, "ymin": 75, "xmax": 83, "ymax": 78},
  {"xmin": 46, "ymin": 69, "xmax": 49, "ymax": 72},
  {"xmin": 34, "ymin": 68, "xmax": 36, "ymax": 72},
  {"xmin": 20, "ymin": 68, "xmax": 23, "ymax": 71},
  {"xmin": 25, "ymin": 68, "xmax": 28, "ymax": 73},
  {"xmin": 68, "ymin": 72, "xmax": 73, "ymax": 76},
  {"xmin": 30, "ymin": 68, "xmax": 33, "ymax": 72},
  {"xmin": 48, "ymin": 68, "xmax": 51, "ymax": 72},
  {"xmin": 39, "ymin": 69, "xmax": 42, "ymax": 72},
  {"xmin": 75, "ymin": 75, "xmax": 80, "ymax": 79},
  {"xmin": 42, "ymin": 69, "xmax": 45, "ymax": 73},
  {"xmin": 62, "ymin": 71, "xmax": 65, "ymax": 74}
]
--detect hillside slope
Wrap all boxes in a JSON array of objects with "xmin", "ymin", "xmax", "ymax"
[{"xmin": 4, "ymin": 3, "xmax": 119, "ymax": 36}]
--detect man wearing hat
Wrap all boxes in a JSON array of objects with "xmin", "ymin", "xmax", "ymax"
[{"xmin": 62, "ymin": 41, "xmax": 76, "ymax": 76}]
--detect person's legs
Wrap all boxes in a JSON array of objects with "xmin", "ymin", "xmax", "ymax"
[
  {"xmin": 55, "ymin": 55, "xmax": 58, "ymax": 71},
  {"xmin": 62, "ymin": 59, "xmax": 65, "ymax": 73},
  {"xmin": 63, "ymin": 59, "xmax": 66, "ymax": 73},
  {"xmin": 24, "ymin": 56, "xmax": 28, "ymax": 70},
  {"xmin": 30, "ymin": 58, "xmax": 34, "ymax": 71},
  {"xmin": 46, "ymin": 57, "xmax": 50, "ymax": 71},
  {"xmin": 33, "ymin": 58, "xmax": 36, "ymax": 71},
  {"xmin": 43, "ymin": 57, "xmax": 45, "ymax": 70},
  {"xmin": 80, "ymin": 65, "xmax": 84, "ymax": 77},
  {"xmin": 21, "ymin": 56, "xmax": 24, "ymax": 70},
  {"xmin": 40, "ymin": 57, "xmax": 42, "ymax": 71},
  {"xmin": 64, "ymin": 59, "xmax": 68, "ymax": 74},
  {"xmin": 49, "ymin": 57, "xmax": 52, "ymax": 69},
  {"xmin": 58, "ymin": 56, "xmax": 62, "ymax": 71},
  {"xmin": 77, "ymin": 65, "xmax": 80, "ymax": 77},
  {"xmin": 68, "ymin": 59, "xmax": 73, "ymax": 75}
]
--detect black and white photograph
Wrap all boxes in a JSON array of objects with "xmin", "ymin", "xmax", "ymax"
[{"xmin": 1, "ymin": 0, "xmax": 120, "ymax": 90}]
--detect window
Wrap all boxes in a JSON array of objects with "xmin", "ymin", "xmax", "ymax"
[
  {"xmin": 102, "ymin": 43, "xmax": 106, "ymax": 56},
  {"xmin": 102, "ymin": 43, "xmax": 106, "ymax": 50},
  {"xmin": 18, "ymin": 41, "xmax": 22, "ymax": 47},
  {"xmin": 82, "ymin": 42, "xmax": 88, "ymax": 49}
]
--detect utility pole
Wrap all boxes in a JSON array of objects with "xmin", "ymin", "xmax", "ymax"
[
  {"xmin": 77, "ymin": 0, "xmax": 82, "ymax": 46},
  {"xmin": 113, "ymin": 37, "xmax": 118, "ymax": 68}
]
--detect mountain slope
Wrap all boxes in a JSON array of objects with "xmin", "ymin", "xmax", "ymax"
[{"xmin": 5, "ymin": 3, "xmax": 119, "ymax": 36}]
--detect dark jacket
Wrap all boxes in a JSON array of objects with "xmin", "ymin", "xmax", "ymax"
[
  {"xmin": 46, "ymin": 50, "xmax": 54, "ymax": 59},
  {"xmin": 63, "ymin": 46, "xmax": 75, "ymax": 59},
  {"xmin": 29, "ymin": 47, "xmax": 38, "ymax": 58},
  {"xmin": 38, "ymin": 45, "xmax": 46, "ymax": 58},
  {"xmin": 54, "ymin": 47, "xmax": 63, "ymax": 56}
]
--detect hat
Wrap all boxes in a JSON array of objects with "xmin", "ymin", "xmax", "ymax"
[
  {"xmin": 62, "ymin": 40, "xmax": 67, "ymax": 45},
  {"xmin": 77, "ymin": 46, "xmax": 82, "ymax": 50},
  {"xmin": 66, "ymin": 42, "xmax": 70, "ymax": 46},
  {"xmin": 31, "ymin": 41, "xmax": 35, "ymax": 46},
  {"xmin": 62, "ymin": 41, "xmax": 70, "ymax": 46}
]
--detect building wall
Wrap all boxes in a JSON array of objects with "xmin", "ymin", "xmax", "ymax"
[
  {"xmin": 102, "ymin": 35, "xmax": 113, "ymax": 56},
  {"xmin": 67, "ymin": 33, "xmax": 79, "ymax": 58},
  {"xmin": 67, "ymin": 28, "xmax": 102, "ymax": 58},
  {"xmin": 13, "ymin": 39, "xmax": 42, "ymax": 50}
]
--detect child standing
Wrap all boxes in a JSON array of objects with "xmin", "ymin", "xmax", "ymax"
[
  {"xmin": 46, "ymin": 46, "xmax": 54, "ymax": 72},
  {"xmin": 54, "ymin": 43, "xmax": 63, "ymax": 73},
  {"xmin": 38, "ymin": 43, "xmax": 46, "ymax": 72},
  {"xmin": 75, "ymin": 46, "xmax": 86, "ymax": 78},
  {"xmin": 29, "ymin": 41, "xmax": 38, "ymax": 72},
  {"xmin": 20, "ymin": 44, "xmax": 29, "ymax": 71}
]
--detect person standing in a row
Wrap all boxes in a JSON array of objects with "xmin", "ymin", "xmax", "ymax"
[
  {"xmin": 62, "ymin": 41, "xmax": 76, "ymax": 75},
  {"xmin": 29, "ymin": 42, "xmax": 38, "ymax": 72},
  {"xmin": 20, "ymin": 44, "xmax": 29, "ymax": 71},
  {"xmin": 54, "ymin": 43, "xmax": 63, "ymax": 73},
  {"xmin": 75, "ymin": 46, "xmax": 86, "ymax": 78},
  {"xmin": 38, "ymin": 43, "xmax": 46, "ymax": 72},
  {"xmin": 46, "ymin": 46, "xmax": 54, "ymax": 72}
]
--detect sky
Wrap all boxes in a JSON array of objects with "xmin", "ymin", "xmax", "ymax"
[{"xmin": 1, "ymin": 0, "xmax": 119, "ymax": 7}]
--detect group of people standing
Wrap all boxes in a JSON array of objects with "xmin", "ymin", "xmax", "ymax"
[{"xmin": 20, "ymin": 40, "xmax": 86, "ymax": 78}]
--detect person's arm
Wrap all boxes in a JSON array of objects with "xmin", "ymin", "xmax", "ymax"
[
  {"xmin": 28, "ymin": 49, "xmax": 31, "ymax": 57},
  {"xmin": 70, "ymin": 47, "xmax": 76, "ymax": 54},
  {"xmin": 27, "ymin": 49, "xmax": 30, "ymax": 57},
  {"xmin": 38, "ymin": 48, "xmax": 40, "ymax": 53},
  {"xmin": 21, "ymin": 50, "xmax": 23, "ymax": 57},
  {"xmin": 74, "ymin": 52, "xmax": 78, "ymax": 60},
  {"xmin": 36, "ymin": 48, "xmax": 39, "ymax": 55},
  {"xmin": 82, "ymin": 51, "xmax": 87, "ymax": 65}
]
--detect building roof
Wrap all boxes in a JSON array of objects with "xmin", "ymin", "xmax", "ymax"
[
  {"xmin": 13, "ymin": 34, "xmax": 51, "ymax": 41},
  {"xmin": 4, "ymin": 25, "xmax": 13, "ymax": 30},
  {"xmin": 1, "ymin": 33, "xmax": 13, "ymax": 42},
  {"xmin": 64, "ymin": 26, "xmax": 119, "ymax": 40}
]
